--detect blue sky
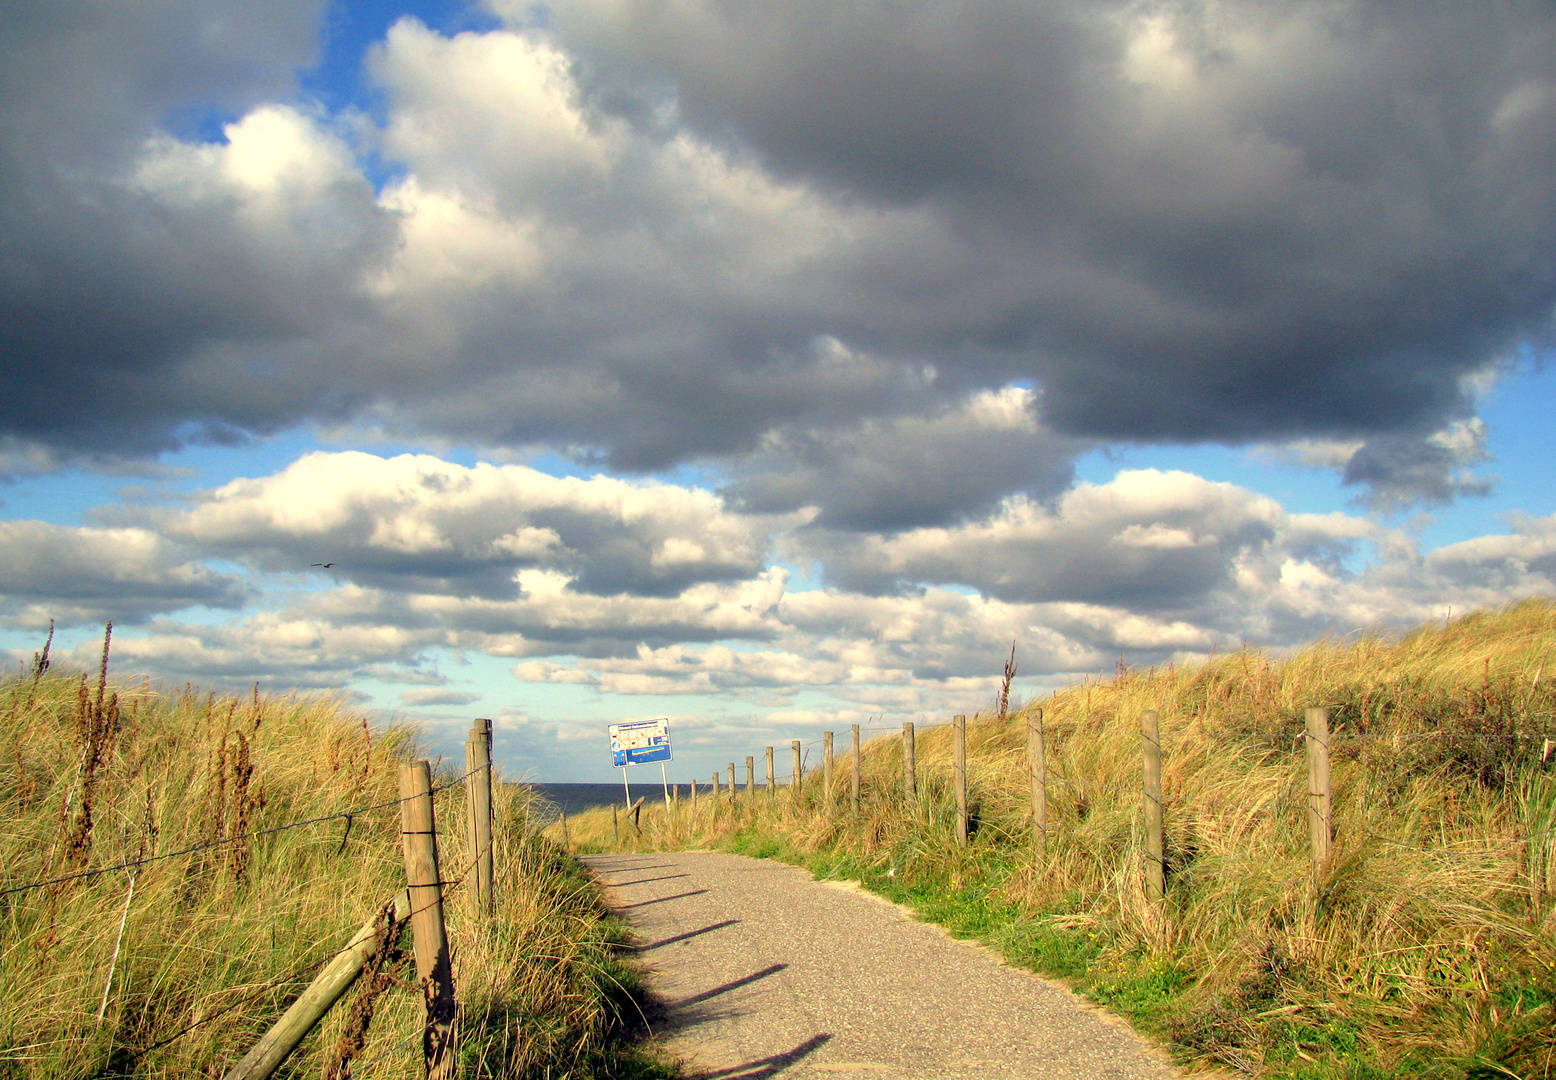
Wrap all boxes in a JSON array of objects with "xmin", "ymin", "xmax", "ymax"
[{"xmin": 3, "ymin": 0, "xmax": 1554, "ymax": 780}]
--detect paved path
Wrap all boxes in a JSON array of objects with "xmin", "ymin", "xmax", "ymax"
[{"xmin": 583, "ymin": 852, "xmax": 1183, "ymax": 1080}]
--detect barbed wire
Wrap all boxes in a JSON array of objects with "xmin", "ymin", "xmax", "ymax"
[{"xmin": 0, "ymin": 763, "xmax": 483, "ymax": 901}]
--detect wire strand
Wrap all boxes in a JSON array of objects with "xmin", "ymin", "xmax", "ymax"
[{"xmin": 0, "ymin": 764, "xmax": 482, "ymax": 900}]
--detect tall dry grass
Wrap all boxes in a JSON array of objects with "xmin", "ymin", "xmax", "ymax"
[
  {"xmin": 565, "ymin": 600, "xmax": 1556, "ymax": 1078},
  {"xmin": 0, "ymin": 630, "xmax": 665, "ymax": 1079}
]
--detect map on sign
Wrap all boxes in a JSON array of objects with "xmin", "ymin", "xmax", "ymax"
[{"xmin": 610, "ymin": 718, "xmax": 672, "ymax": 767}]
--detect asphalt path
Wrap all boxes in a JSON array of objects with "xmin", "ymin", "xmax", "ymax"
[{"xmin": 583, "ymin": 851, "xmax": 1184, "ymax": 1080}]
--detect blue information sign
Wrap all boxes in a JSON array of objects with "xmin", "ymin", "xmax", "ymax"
[{"xmin": 610, "ymin": 718, "xmax": 672, "ymax": 767}]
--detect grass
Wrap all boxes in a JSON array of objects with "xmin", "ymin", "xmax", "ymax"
[
  {"xmin": 563, "ymin": 599, "xmax": 1556, "ymax": 1079},
  {"xmin": 0, "ymin": 627, "xmax": 673, "ymax": 1079}
]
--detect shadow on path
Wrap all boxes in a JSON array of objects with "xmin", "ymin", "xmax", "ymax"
[
  {"xmin": 609, "ymin": 873, "xmax": 691, "ymax": 887},
  {"xmin": 684, "ymin": 1033, "xmax": 832, "ymax": 1079},
  {"xmin": 635, "ymin": 920, "xmax": 741, "ymax": 952},
  {"xmin": 618, "ymin": 889, "xmax": 709, "ymax": 909},
  {"xmin": 674, "ymin": 964, "xmax": 787, "ymax": 1010}
]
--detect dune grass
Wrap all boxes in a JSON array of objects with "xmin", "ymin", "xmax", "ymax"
[
  {"xmin": 562, "ymin": 600, "xmax": 1556, "ymax": 1079},
  {"xmin": 0, "ymin": 630, "xmax": 670, "ymax": 1079}
]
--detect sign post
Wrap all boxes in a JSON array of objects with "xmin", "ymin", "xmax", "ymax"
[{"xmin": 609, "ymin": 719, "xmax": 674, "ymax": 809}]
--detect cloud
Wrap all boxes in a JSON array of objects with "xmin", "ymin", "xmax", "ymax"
[
  {"xmin": 1340, "ymin": 420, "xmax": 1495, "ymax": 512},
  {"xmin": 0, "ymin": 520, "xmax": 249, "ymax": 626},
  {"xmin": 400, "ymin": 688, "xmax": 480, "ymax": 707},
  {"xmin": 2, "ymin": 2, "xmax": 1547, "ymax": 524},
  {"xmin": 794, "ymin": 469, "xmax": 1367, "ymax": 613},
  {"xmin": 6, "ymin": 450, "xmax": 1552, "ymax": 733},
  {"xmin": 166, "ymin": 450, "xmax": 788, "ymax": 597},
  {"xmin": 536, "ymin": 0, "xmax": 1556, "ymax": 447},
  {"xmin": 724, "ymin": 385, "xmax": 1086, "ymax": 529}
]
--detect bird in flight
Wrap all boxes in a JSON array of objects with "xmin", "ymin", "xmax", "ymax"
[{"xmin": 311, "ymin": 562, "xmax": 334, "ymax": 568}]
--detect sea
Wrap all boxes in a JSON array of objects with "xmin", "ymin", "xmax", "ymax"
[{"xmin": 523, "ymin": 781, "xmax": 750, "ymax": 818}]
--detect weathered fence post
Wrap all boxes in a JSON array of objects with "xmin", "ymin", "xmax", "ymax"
[
  {"xmin": 823, "ymin": 731, "xmax": 835, "ymax": 803},
  {"xmin": 746, "ymin": 755, "xmax": 756, "ymax": 796},
  {"xmin": 1306, "ymin": 707, "xmax": 1333, "ymax": 868},
  {"xmin": 464, "ymin": 720, "xmax": 494, "ymax": 917},
  {"xmin": 953, "ymin": 715, "xmax": 968, "ymax": 845},
  {"xmin": 792, "ymin": 740, "xmax": 803, "ymax": 794},
  {"xmin": 851, "ymin": 724, "xmax": 861, "ymax": 811},
  {"xmin": 1028, "ymin": 707, "xmax": 1047, "ymax": 857},
  {"xmin": 727, "ymin": 764, "xmax": 736, "ymax": 802},
  {"xmin": 613, "ymin": 803, "xmax": 620, "ymax": 842},
  {"xmin": 903, "ymin": 722, "xmax": 916, "ymax": 802},
  {"xmin": 1141, "ymin": 710, "xmax": 1165, "ymax": 904},
  {"xmin": 765, "ymin": 747, "xmax": 776, "ymax": 795},
  {"xmin": 712, "ymin": 772, "xmax": 721, "ymax": 797},
  {"xmin": 224, "ymin": 891, "xmax": 412, "ymax": 1080},
  {"xmin": 399, "ymin": 761, "xmax": 457, "ymax": 1080},
  {"xmin": 689, "ymin": 779, "xmax": 698, "ymax": 811}
]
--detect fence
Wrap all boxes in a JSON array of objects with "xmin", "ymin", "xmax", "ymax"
[
  {"xmin": 588, "ymin": 704, "xmax": 1528, "ymax": 915},
  {"xmin": 4, "ymin": 717, "xmax": 499, "ymax": 1080},
  {"xmin": 228, "ymin": 717, "xmax": 500, "ymax": 1079}
]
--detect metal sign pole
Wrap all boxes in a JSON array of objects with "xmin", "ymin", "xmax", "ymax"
[
  {"xmin": 660, "ymin": 761, "xmax": 671, "ymax": 808},
  {"xmin": 621, "ymin": 764, "xmax": 631, "ymax": 808}
]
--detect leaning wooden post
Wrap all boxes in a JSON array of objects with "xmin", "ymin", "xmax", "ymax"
[
  {"xmin": 765, "ymin": 746, "xmax": 776, "ymax": 795},
  {"xmin": 791, "ymin": 740, "xmax": 803, "ymax": 795},
  {"xmin": 1028, "ymin": 707, "xmax": 1047, "ymax": 857},
  {"xmin": 902, "ymin": 722, "xmax": 916, "ymax": 802},
  {"xmin": 399, "ymin": 762, "xmax": 457, "ymax": 1080},
  {"xmin": 851, "ymin": 724, "xmax": 862, "ymax": 811},
  {"xmin": 224, "ymin": 890, "xmax": 412, "ymax": 1080},
  {"xmin": 464, "ymin": 726, "xmax": 494, "ymax": 917},
  {"xmin": 746, "ymin": 755, "xmax": 756, "ymax": 796},
  {"xmin": 823, "ymin": 731, "xmax": 835, "ymax": 804},
  {"xmin": 1141, "ymin": 710, "xmax": 1165, "ymax": 904},
  {"xmin": 953, "ymin": 715, "xmax": 968, "ymax": 845},
  {"xmin": 1306, "ymin": 707, "xmax": 1333, "ymax": 869}
]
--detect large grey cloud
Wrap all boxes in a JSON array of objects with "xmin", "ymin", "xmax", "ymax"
[
  {"xmin": 0, "ymin": 1, "xmax": 397, "ymax": 455},
  {"xmin": 539, "ymin": 0, "xmax": 1556, "ymax": 439},
  {"xmin": 1, "ymin": 0, "xmax": 1552, "ymax": 521}
]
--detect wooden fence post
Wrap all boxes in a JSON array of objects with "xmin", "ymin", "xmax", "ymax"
[
  {"xmin": 613, "ymin": 803, "xmax": 620, "ymax": 842},
  {"xmin": 712, "ymin": 772, "xmax": 721, "ymax": 797},
  {"xmin": 1141, "ymin": 710, "xmax": 1165, "ymax": 904},
  {"xmin": 689, "ymin": 779, "xmax": 698, "ymax": 810},
  {"xmin": 792, "ymin": 740, "xmax": 802, "ymax": 794},
  {"xmin": 903, "ymin": 722, "xmax": 916, "ymax": 802},
  {"xmin": 823, "ymin": 731, "xmax": 835, "ymax": 803},
  {"xmin": 727, "ymin": 764, "xmax": 736, "ymax": 800},
  {"xmin": 464, "ymin": 723, "xmax": 494, "ymax": 917},
  {"xmin": 851, "ymin": 724, "xmax": 861, "ymax": 812},
  {"xmin": 746, "ymin": 755, "xmax": 756, "ymax": 796},
  {"xmin": 765, "ymin": 747, "xmax": 775, "ymax": 795},
  {"xmin": 1028, "ymin": 707, "xmax": 1047, "ymax": 858},
  {"xmin": 224, "ymin": 890, "xmax": 412, "ymax": 1080},
  {"xmin": 399, "ymin": 762, "xmax": 456, "ymax": 1080},
  {"xmin": 953, "ymin": 715, "xmax": 968, "ymax": 845},
  {"xmin": 1306, "ymin": 707, "xmax": 1333, "ymax": 868}
]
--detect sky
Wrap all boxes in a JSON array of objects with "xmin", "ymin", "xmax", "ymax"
[{"xmin": 2, "ymin": 0, "xmax": 1555, "ymax": 782}]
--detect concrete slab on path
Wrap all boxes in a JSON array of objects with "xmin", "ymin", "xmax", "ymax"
[{"xmin": 583, "ymin": 851, "xmax": 1185, "ymax": 1080}]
